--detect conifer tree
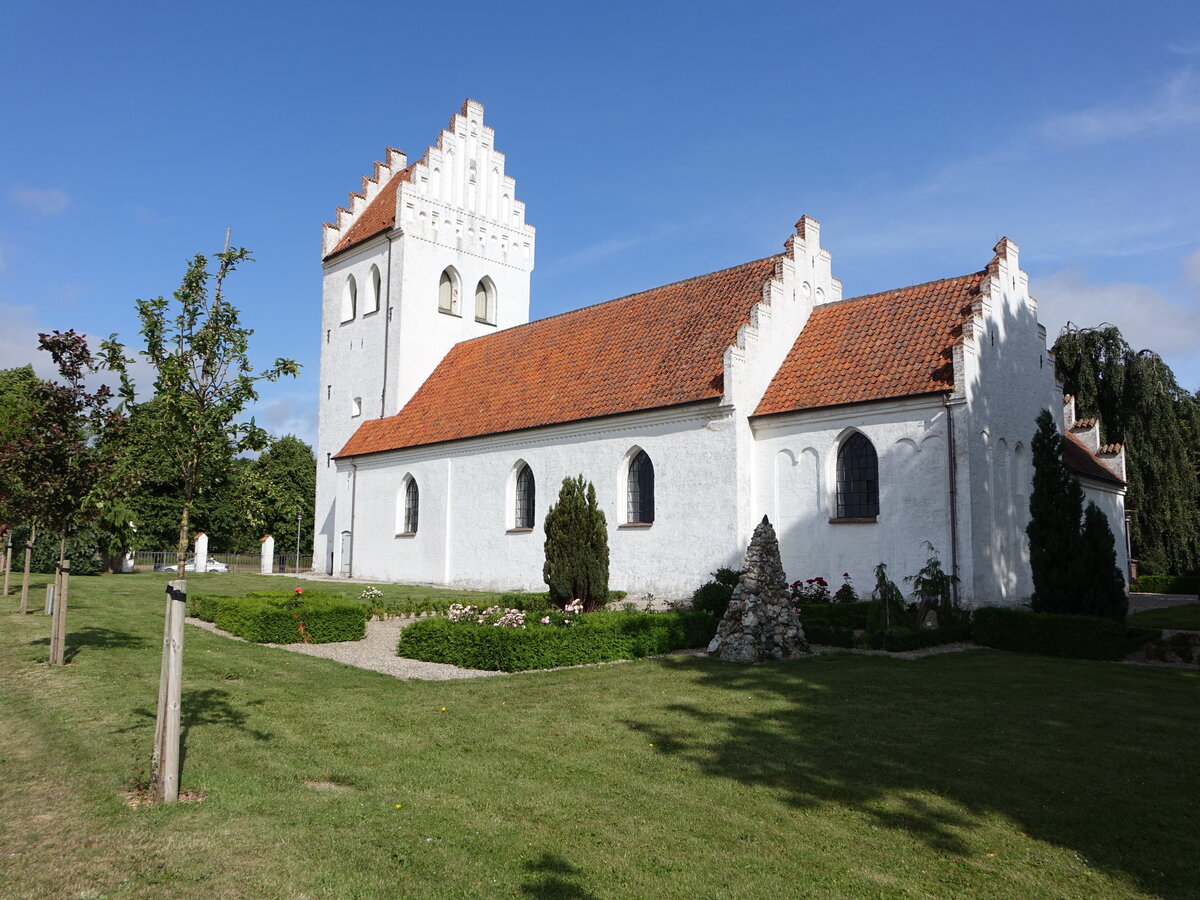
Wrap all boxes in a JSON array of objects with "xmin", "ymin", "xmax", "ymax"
[
  {"xmin": 1027, "ymin": 409, "xmax": 1088, "ymax": 614},
  {"xmin": 1080, "ymin": 501, "xmax": 1128, "ymax": 620},
  {"xmin": 1053, "ymin": 324, "xmax": 1200, "ymax": 573},
  {"xmin": 542, "ymin": 475, "xmax": 609, "ymax": 611}
]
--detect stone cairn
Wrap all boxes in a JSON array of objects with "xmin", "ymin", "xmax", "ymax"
[{"xmin": 707, "ymin": 516, "xmax": 808, "ymax": 662}]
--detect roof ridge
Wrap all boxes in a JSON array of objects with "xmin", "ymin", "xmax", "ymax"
[
  {"xmin": 453, "ymin": 253, "xmax": 785, "ymax": 342},
  {"xmin": 837, "ymin": 269, "xmax": 986, "ymax": 305}
]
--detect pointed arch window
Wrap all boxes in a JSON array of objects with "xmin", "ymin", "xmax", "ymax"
[
  {"xmin": 400, "ymin": 476, "xmax": 419, "ymax": 535},
  {"xmin": 627, "ymin": 450, "xmax": 655, "ymax": 524},
  {"xmin": 836, "ymin": 432, "xmax": 879, "ymax": 519},
  {"xmin": 367, "ymin": 264, "xmax": 381, "ymax": 314},
  {"xmin": 514, "ymin": 463, "xmax": 535, "ymax": 529},
  {"xmin": 341, "ymin": 274, "xmax": 357, "ymax": 322},
  {"xmin": 438, "ymin": 268, "xmax": 460, "ymax": 315},
  {"xmin": 475, "ymin": 277, "xmax": 496, "ymax": 325}
]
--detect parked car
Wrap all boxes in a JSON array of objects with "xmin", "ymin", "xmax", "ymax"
[{"xmin": 155, "ymin": 558, "xmax": 229, "ymax": 573}]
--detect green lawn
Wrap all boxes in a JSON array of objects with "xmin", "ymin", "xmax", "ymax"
[
  {"xmin": 2, "ymin": 573, "xmax": 1197, "ymax": 899},
  {"xmin": 1128, "ymin": 603, "xmax": 1200, "ymax": 631}
]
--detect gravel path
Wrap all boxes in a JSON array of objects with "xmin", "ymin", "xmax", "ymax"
[{"xmin": 186, "ymin": 616, "xmax": 503, "ymax": 681}]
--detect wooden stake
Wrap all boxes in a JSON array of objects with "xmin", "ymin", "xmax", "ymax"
[
  {"xmin": 19, "ymin": 539, "xmax": 32, "ymax": 615},
  {"xmin": 49, "ymin": 560, "xmax": 69, "ymax": 665},
  {"xmin": 150, "ymin": 588, "xmax": 173, "ymax": 788},
  {"xmin": 2, "ymin": 543, "xmax": 10, "ymax": 596},
  {"xmin": 156, "ymin": 579, "xmax": 187, "ymax": 803}
]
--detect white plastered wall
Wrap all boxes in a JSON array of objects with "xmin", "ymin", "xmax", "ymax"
[{"xmin": 330, "ymin": 404, "xmax": 740, "ymax": 599}]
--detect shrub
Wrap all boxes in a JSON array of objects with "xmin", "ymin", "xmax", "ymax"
[
  {"xmin": 802, "ymin": 622, "xmax": 855, "ymax": 647},
  {"xmin": 905, "ymin": 544, "xmax": 965, "ymax": 626},
  {"xmin": 396, "ymin": 609, "xmax": 718, "ymax": 672},
  {"xmin": 866, "ymin": 563, "xmax": 908, "ymax": 634},
  {"xmin": 789, "ymin": 577, "xmax": 831, "ymax": 604},
  {"xmin": 794, "ymin": 601, "xmax": 871, "ymax": 630},
  {"xmin": 1027, "ymin": 409, "xmax": 1089, "ymax": 614},
  {"xmin": 691, "ymin": 569, "xmax": 743, "ymax": 619},
  {"xmin": 543, "ymin": 475, "xmax": 609, "ymax": 611},
  {"xmin": 973, "ymin": 607, "xmax": 1126, "ymax": 660},
  {"xmin": 190, "ymin": 591, "xmax": 367, "ymax": 644},
  {"xmin": 1131, "ymin": 575, "xmax": 1200, "ymax": 595},
  {"xmin": 1079, "ymin": 502, "xmax": 1128, "ymax": 620},
  {"xmin": 878, "ymin": 624, "xmax": 972, "ymax": 652},
  {"xmin": 833, "ymin": 573, "xmax": 858, "ymax": 604}
]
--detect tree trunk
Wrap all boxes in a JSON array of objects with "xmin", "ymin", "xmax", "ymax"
[
  {"xmin": 49, "ymin": 548, "xmax": 69, "ymax": 666},
  {"xmin": 19, "ymin": 525, "xmax": 35, "ymax": 615},
  {"xmin": 152, "ymin": 501, "xmax": 191, "ymax": 798},
  {"xmin": 2, "ymin": 541, "xmax": 10, "ymax": 596}
]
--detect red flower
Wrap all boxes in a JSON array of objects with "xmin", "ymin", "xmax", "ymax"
[
  {"xmin": 843, "ymin": 572, "xmax": 850, "ymax": 578},
  {"xmin": 294, "ymin": 588, "xmax": 304, "ymax": 594}
]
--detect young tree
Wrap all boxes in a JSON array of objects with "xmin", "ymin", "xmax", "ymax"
[
  {"xmin": 116, "ymin": 243, "xmax": 299, "ymax": 803},
  {"xmin": 542, "ymin": 475, "xmax": 609, "ymax": 611},
  {"xmin": 1053, "ymin": 324, "xmax": 1200, "ymax": 574},
  {"xmin": 1027, "ymin": 409, "xmax": 1089, "ymax": 614},
  {"xmin": 0, "ymin": 333, "xmax": 131, "ymax": 655},
  {"xmin": 0, "ymin": 365, "xmax": 42, "ymax": 604},
  {"xmin": 1080, "ymin": 502, "xmax": 1128, "ymax": 621}
]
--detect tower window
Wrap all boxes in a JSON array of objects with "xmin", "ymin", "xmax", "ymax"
[
  {"xmin": 341, "ymin": 274, "xmax": 357, "ymax": 322},
  {"xmin": 399, "ymin": 476, "xmax": 419, "ymax": 535},
  {"xmin": 367, "ymin": 264, "xmax": 382, "ymax": 314},
  {"xmin": 475, "ymin": 277, "xmax": 496, "ymax": 325},
  {"xmin": 438, "ymin": 268, "xmax": 461, "ymax": 315}
]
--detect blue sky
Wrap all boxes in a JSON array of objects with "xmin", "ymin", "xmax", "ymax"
[{"xmin": 2, "ymin": 0, "xmax": 1198, "ymax": 445}]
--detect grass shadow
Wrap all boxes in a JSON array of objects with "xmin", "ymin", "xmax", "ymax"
[
  {"xmin": 27, "ymin": 626, "xmax": 149, "ymax": 662},
  {"xmin": 623, "ymin": 653, "xmax": 1199, "ymax": 898},
  {"xmin": 520, "ymin": 853, "xmax": 600, "ymax": 900}
]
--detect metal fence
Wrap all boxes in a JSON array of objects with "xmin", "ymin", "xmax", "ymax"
[{"xmin": 131, "ymin": 550, "xmax": 314, "ymax": 575}]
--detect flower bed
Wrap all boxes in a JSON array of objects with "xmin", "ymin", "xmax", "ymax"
[
  {"xmin": 189, "ymin": 590, "xmax": 369, "ymax": 644},
  {"xmin": 396, "ymin": 608, "xmax": 718, "ymax": 672}
]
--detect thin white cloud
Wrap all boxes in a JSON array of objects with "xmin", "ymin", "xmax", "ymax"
[
  {"xmin": 1036, "ymin": 267, "xmax": 1200, "ymax": 363},
  {"xmin": 1183, "ymin": 247, "xmax": 1200, "ymax": 285},
  {"xmin": 10, "ymin": 185, "xmax": 71, "ymax": 216},
  {"xmin": 1168, "ymin": 40, "xmax": 1200, "ymax": 56},
  {"xmin": 1040, "ymin": 70, "xmax": 1200, "ymax": 145},
  {"xmin": 252, "ymin": 394, "xmax": 318, "ymax": 446}
]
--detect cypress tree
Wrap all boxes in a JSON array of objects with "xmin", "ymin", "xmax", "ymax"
[
  {"xmin": 1080, "ymin": 501, "xmax": 1128, "ymax": 621},
  {"xmin": 1027, "ymin": 409, "xmax": 1088, "ymax": 614},
  {"xmin": 1053, "ymin": 324, "xmax": 1200, "ymax": 574},
  {"xmin": 542, "ymin": 475, "xmax": 609, "ymax": 611}
]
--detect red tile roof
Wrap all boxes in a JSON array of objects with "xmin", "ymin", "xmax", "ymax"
[
  {"xmin": 336, "ymin": 256, "xmax": 782, "ymax": 457},
  {"xmin": 753, "ymin": 272, "xmax": 985, "ymax": 417},
  {"xmin": 1063, "ymin": 431, "xmax": 1125, "ymax": 486},
  {"xmin": 326, "ymin": 163, "xmax": 416, "ymax": 259}
]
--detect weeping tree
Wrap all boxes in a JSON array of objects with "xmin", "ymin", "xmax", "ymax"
[
  {"xmin": 113, "ymin": 242, "xmax": 299, "ymax": 802},
  {"xmin": 1053, "ymin": 324, "xmax": 1200, "ymax": 574},
  {"xmin": 0, "ymin": 333, "xmax": 132, "ymax": 656},
  {"xmin": 543, "ymin": 475, "xmax": 609, "ymax": 611}
]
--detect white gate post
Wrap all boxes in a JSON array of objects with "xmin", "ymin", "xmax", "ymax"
[{"xmin": 260, "ymin": 535, "xmax": 274, "ymax": 574}]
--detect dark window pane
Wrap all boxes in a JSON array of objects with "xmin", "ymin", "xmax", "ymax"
[
  {"xmin": 405, "ymin": 479, "xmax": 420, "ymax": 533},
  {"xmin": 627, "ymin": 450, "xmax": 655, "ymax": 523},
  {"xmin": 836, "ymin": 433, "xmax": 879, "ymax": 518},
  {"xmin": 515, "ymin": 465, "xmax": 535, "ymax": 528}
]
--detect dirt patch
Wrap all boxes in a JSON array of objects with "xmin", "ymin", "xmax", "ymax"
[
  {"xmin": 303, "ymin": 779, "xmax": 352, "ymax": 792},
  {"xmin": 121, "ymin": 787, "xmax": 208, "ymax": 808}
]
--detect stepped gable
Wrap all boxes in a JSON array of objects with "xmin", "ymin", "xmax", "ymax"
[
  {"xmin": 326, "ymin": 163, "xmax": 416, "ymax": 259},
  {"xmin": 336, "ymin": 255, "xmax": 782, "ymax": 457},
  {"xmin": 753, "ymin": 271, "xmax": 985, "ymax": 416},
  {"xmin": 1063, "ymin": 431, "xmax": 1126, "ymax": 486}
]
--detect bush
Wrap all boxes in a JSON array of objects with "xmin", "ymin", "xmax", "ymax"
[
  {"xmin": 396, "ymin": 609, "xmax": 718, "ymax": 672},
  {"xmin": 190, "ymin": 591, "xmax": 368, "ymax": 644},
  {"xmin": 795, "ymin": 601, "xmax": 871, "ymax": 630},
  {"xmin": 802, "ymin": 622, "xmax": 855, "ymax": 647},
  {"xmin": 690, "ymin": 569, "xmax": 743, "ymax": 619},
  {"xmin": 877, "ymin": 624, "xmax": 972, "ymax": 652},
  {"xmin": 973, "ymin": 607, "xmax": 1126, "ymax": 660},
  {"xmin": 1131, "ymin": 575, "xmax": 1200, "ymax": 595},
  {"xmin": 866, "ymin": 563, "xmax": 909, "ymax": 634},
  {"xmin": 543, "ymin": 475, "xmax": 609, "ymax": 611}
]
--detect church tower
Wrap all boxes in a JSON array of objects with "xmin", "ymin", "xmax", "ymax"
[{"xmin": 314, "ymin": 100, "xmax": 536, "ymax": 574}]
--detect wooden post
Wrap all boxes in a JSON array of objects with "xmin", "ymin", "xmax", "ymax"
[
  {"xmin": 155, "ymin": 579, "xmax": 187, "ymax": 803},
  {"xmin": 2, "ymin": 542, "xmax": 10, "ymax": 596},
  {"xmin": 44, "ymin": 583, "xmax": 54, "ymax": 615},
  {"xmin": 49, "ymin": 560, "xmax": 69, "ymax": 665},
  {"xmin": 19, "ymin": 539, "xmax": 32, "ymax": 615},
  {"xmin": 150, "ymin": 588, "xmax": 173, "ymax": 788}
]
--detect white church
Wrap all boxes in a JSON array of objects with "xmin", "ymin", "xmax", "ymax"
[{"xmin": 314, "ymin": 100, "xmax": 1127, "ymax": 605}]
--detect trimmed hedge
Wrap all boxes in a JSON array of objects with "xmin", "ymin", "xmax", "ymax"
[
  {"xmin": 396, "ymin": 609, "xmax": 717, "ymax": 672},
  {"xmin": 874, "ymin": 624, "xmax": 972, "ymax": 652},
  {"xmin": 498, "ymin": 590, "xmax": 628, "ymax": 611},
  {"xmin": 190, "ymin": 592, "xmax": 368, "ymax": 644},
  {"xmin": 795, "ymin": 601, "xmax": 871, "ymax": 630},
  {"xmin": 803, "ymin": 622, "xmax": 855, "ymax": 648},
  {"xmin": 1131, "ymin": 575, "xmax": 1200, "ymax": 595},
  {"xmin": 973, "ymin": 607, "xmax": 1126, "ymax": 660}
]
